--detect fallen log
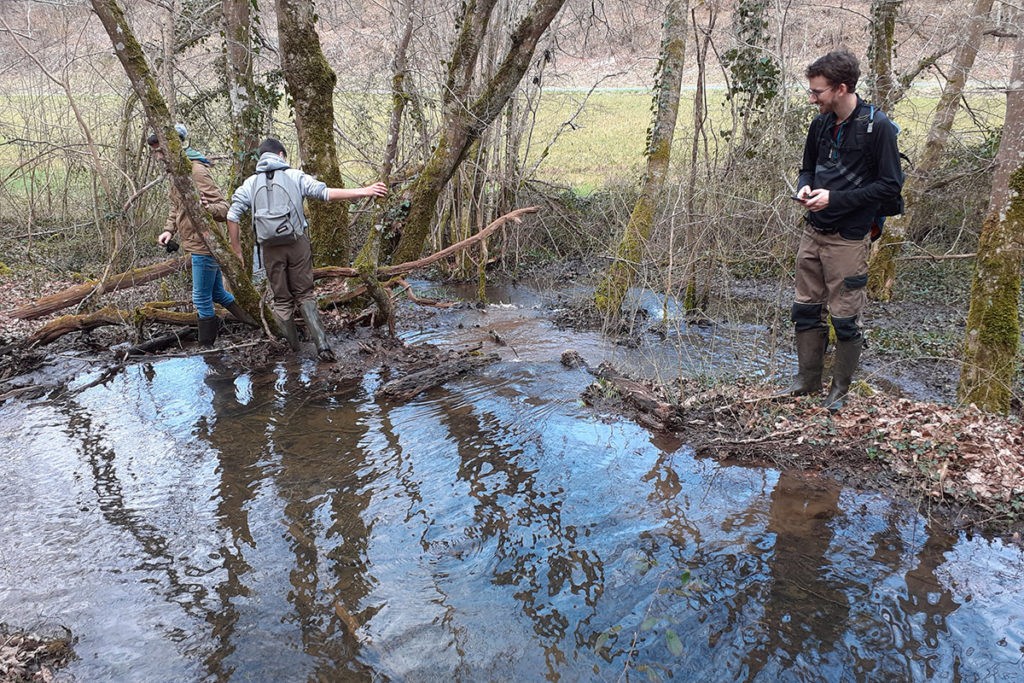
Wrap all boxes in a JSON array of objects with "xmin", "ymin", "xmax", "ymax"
[
  {"xmin": 10, "ymin": 256, "xmax": 189, "ymax": 320},
  {"xmin": 126, "ymin": 326, "xmax": 196, "ymax": 355},
  {"xmin": 589, "ymin": 361, "xmax": 685, "ymax": 432},
  {"xmin": 24, "ymin": 305, "xmax": 134, "ymax": 347},
  {"xmin": 23, "ymin": 304, "xmax": 210, "ymax": 349},
  {"xmin": 376, "ymin": 352, "xmax": 500, "ymax": 401}
]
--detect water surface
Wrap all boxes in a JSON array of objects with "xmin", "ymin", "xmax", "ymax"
[{"xmin": 1, "ymin": 287, "xmax": 1022, "ymax": 681}]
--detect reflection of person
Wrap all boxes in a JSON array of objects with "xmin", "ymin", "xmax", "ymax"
[
  {"xmin": 150, "ymin": 124, "xmax": 255, "ymax": 347},
  {"xmin": 226, "ymin": 138, "xmax": 387, "ymax": 362},
  {"xmin": 743, "ymin": 471, "xmax": 847, "ymax": 678},
  {"xmin": 779, "ymin": 49, "xmax": 903, "ymax": 412}
]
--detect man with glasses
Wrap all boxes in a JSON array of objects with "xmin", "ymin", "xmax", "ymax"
[{"xmin": 778, "ymin": 49, "xmax": 903, "ymax": 412}]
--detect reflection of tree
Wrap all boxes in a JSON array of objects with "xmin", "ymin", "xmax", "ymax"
[
  {"xmin": 270, "ymin": 375, "xmax": 376, "ymax": 680},
  {"xmin": 742, "ymin": 471, "xmax": 848, "ymax": 680},
  {"xmin": 435, "ymin": 397, "xmax": 605, "ymax": 679},
  {"xmin": 55, "ymin": 394, "xmax": 216, "ymax": 642},
  {"xmin": 195, "ymin": 360, "xmax": 381, "ymax": 679},
  {"xmin": 196, "ymin": 359, "xmax": 275, "ymax": 679}
]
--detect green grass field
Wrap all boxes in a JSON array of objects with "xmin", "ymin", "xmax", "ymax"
[{"xmin": 0, "ymin": 87, "xmax": 1007, "ymax": 215}]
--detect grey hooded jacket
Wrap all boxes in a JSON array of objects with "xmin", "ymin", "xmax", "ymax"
[{"xmin": 227, "ymin": 152, "xmax": 330, "ymax": 233}]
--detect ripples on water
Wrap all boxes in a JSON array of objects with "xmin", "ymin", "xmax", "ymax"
[{"xmin": 1, "ymin": 293, "xmax": 1023, "ymax": 681}]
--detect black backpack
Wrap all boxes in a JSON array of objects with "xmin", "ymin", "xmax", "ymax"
[{"xmin": 864, "ymin": 105, "xmax": 908, "ymax": 219}]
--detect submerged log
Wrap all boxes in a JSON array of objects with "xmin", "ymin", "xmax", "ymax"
[
  {"xmin": 10, "ymin": 257, "xmax": 189, "ymax": 320},
  {"xmin": 376, "ymin": 352, "xmax": 500, "ymax": 401}
]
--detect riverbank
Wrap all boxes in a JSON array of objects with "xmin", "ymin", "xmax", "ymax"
[{"xmin": 0, "ymin": 625, "xmax": 74, "ymax": 681}]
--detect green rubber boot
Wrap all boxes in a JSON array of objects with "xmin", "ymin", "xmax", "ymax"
[
  {"xmin": 299, "ymin": 300, "xmax": 335, "ymax": 362},
  {"xmin": 823, "ymin": 338, "xmax": 863, "ymax": 413},
  {"xmin": 774, "ymin": 328, "xmax": 827, "ymax": 397}
]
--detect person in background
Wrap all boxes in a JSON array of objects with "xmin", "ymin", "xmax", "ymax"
[
  {"xmin": 779, "ymin": 49, "xmax": 903, "ymax": 412},
  {"xmin": 226, "ymin": 138, "xmax": 386, "ymax": 362},
  {"xmin": 152, "ymin": 124, "xmax": 255, "ymax": 347}
]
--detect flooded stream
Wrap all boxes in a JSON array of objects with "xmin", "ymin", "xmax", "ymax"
[{"xmin": 2, "ymin": 283, "xmax": 1023, "ymax": 681}]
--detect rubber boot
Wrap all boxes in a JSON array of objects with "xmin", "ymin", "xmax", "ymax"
[
  {"xmin": 299, "ymin": 300, "xmax": 336, "ymax": 362},
  {"xmin": 273, "ymin": 314, "xmax": 301, "ymax": 351},
  {"xmin": 774, "ymin": 328, "xmax": 827, "ymax": 397},
  {"xmin": 224, "ymin": 301, "xmax": 258, "ymax": 328},
  {"xmin": 197, "ymin": 316, "xmax": 220, "ymax": 348},
  {"xmin": 823, "ymin": 338, "xmax": 863, "ymax": 413}
]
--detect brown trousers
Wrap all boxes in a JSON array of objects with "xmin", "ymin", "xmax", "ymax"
[
  {"xmin": 794, "ymin": 226, "xmax": 871, "ymax": 326},
  {"xmin": 262, "ymin": 233, "xmax": 315, "ymax": 320}
]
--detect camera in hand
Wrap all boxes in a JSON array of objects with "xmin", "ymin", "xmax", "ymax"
[{"xmin": 165, "ymin": 238, "xmax": 180, "ymax": 253}]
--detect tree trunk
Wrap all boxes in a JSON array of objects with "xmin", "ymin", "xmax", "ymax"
[
  {"xmin": 88, "ymin": 0, "xmax": 264, "ymax": 324},
  {"xmin": 868, "ymin": 0, "xmax": 994, "ymax": 301},
  {"xmin": 353, "ymin": 0, "xmax": 415, "ymax": 335},
  {"xmin": 957, "ymin": 17, "xmax": 1024, "ymax": 413},
  {"xmin": 867, "ymin": 0, "xmax": 902, "ymax": 111},
  {"xmin": 222, "ymin": 0, "xmax": 264, "ymax": 274},
  {"xmin": 594, "ymin": 0, "xmax": 688, "ymax": 318},
  {"xmin": 389, "ymin": 0, "xmax": 567, "ymax": 266},
  {"xmin": 274, "ymin": 0, "xmax": 351, "ymax": 266}
]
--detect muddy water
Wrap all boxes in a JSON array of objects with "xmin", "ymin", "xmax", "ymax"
[{"xmin": 2, "ymin": 284, "xmax": 1023, "ymax": 681}]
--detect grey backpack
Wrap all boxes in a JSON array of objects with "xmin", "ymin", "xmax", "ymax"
[{"xmin": 252, "ymin": 170, "xmax": 302, "ymax": 247}]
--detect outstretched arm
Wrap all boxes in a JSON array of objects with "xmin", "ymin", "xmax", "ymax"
[{"xmin": 326, "ymin": 182, "xmax": 387, "ymax": 202}]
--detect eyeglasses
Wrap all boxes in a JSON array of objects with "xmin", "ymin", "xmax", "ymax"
[{"xmin": 807, "ymin": 85, "xmax": 834, "ymax": 97}]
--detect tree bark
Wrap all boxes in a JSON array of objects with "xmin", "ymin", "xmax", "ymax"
[
  {"xmin": 867, "ymin": 0, "xmax": 902, "ymax": 111},
  {"xmin": 957, "ymin": 15, "xmax": 1024, "ymax": 413},
  {"xmin": 274, "ymin": 0, "xmax": 351, "ymax": 266},
  {"xmin": 389, "ymin": 0, "xmax": 567, "ymax": 266},
  {"xmin": 595, "ymin": 0, "xmax": 687, "ymax": 317},
  {"xmin": 868, "ymin": 0, "xmax": 995, "ymax": 301},
  {"xmin": 88, "ymin": 0, "xmax": 264, "ymax": 324},
  {"xmin": 222, "ymin": 0, "xmax": 264, "ymax": 274},
  {"xmin": 353, "ymin": 0, "xmax": 415, "ymax": 335}
]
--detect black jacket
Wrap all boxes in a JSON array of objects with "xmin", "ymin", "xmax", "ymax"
[{"xmin": 797, "ymin": 97, "xmax": 903, "ymax": 240}]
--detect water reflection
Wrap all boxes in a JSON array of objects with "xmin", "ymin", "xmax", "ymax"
[
  {"xmin": 1, "ymin": 332, "xmax": 1022, "ymax": 680},
  {"xmin": 742, "ymin": 472, "xmax": 847, "ymax": 680},
  {"xmin": 199, "ymin": 359, "xmax": 377, "ymax": 680}
]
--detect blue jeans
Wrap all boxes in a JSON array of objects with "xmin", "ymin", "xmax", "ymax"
[{"xmin": 191, "ymin": 254, "xmax": 234, "ymax": 318}]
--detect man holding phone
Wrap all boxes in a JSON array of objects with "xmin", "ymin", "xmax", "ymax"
[{"xmin": 778, "ymin": 49, "xmax": 903, "ymax": 412}]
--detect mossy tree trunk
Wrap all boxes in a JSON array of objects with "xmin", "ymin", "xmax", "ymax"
[
  {"xmin": 866, "ymin": 0, "xmax": 902, "ymax": 111},
  {"xmin": 275, "ymin": 0, "xmax": 351, "ymax": 267},
  {"xmin": 222, "ymin": 0, "xmax": 264, "ymax": 275},
  {"xmin": 958, "ymin": 20, "xmax": 1024, "ymax": 413},
  {"xmin": 868, "ymin": 0, "xmax": 995, "ymax": 302},
  {"xmin": 682, "ymin": 3, "xmax": 715, "ymax": 313},
  {"xmin": 354, "ymin": 0, "xmax": 415, "ymax": 335},
  {"xmin": 594, "ymin": 0, "xmax": 688, "ymax": 318},
  {"xmin": 389, "ymin": 0, "xmax": 567, "ymax": 266},
  {"xmin": 89, "ymin": 0, "xmax": 263, "ymax": 321}
]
